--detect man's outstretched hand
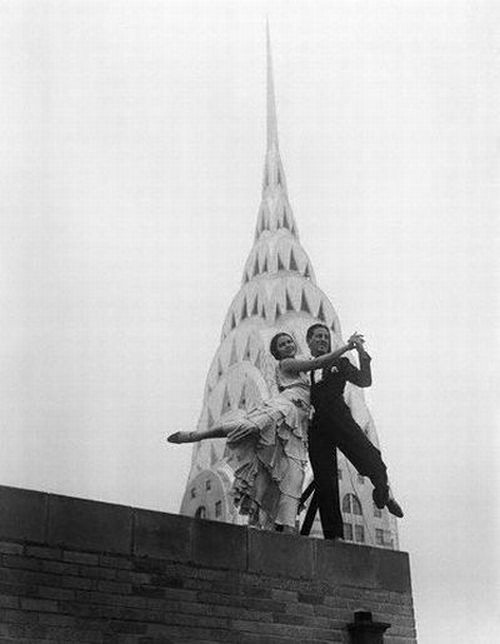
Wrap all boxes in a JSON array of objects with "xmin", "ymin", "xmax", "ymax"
[{"xmin": 347, "ymin": 332, "xmax": 365, "ymax": 349}]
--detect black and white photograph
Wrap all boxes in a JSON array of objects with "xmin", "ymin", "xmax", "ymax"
[{"xmin": 0, "ymin": 1, "xmax": 498, "ymax": 642}]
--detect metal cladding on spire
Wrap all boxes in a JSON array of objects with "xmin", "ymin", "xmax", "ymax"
[
  {"xmin": 266, "ymin": 20, "xmax": 279, "ymax": 151},
  {"xmin": 258, "ymin": 24, "xmax": 298, "ymax": 240}
]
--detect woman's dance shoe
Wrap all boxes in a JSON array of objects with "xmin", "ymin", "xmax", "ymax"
[{"xmin": 167, "ymin": 431, "xmax": 194, "ymax": 444}]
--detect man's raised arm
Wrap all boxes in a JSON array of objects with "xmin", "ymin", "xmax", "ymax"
[{"xmin": 343, "ymin": 342, "xmax": 372, "ymax": 387}]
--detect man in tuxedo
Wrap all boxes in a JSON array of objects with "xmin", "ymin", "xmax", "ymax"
[{"xmin": 300, "ymin": 323, "xmax": 403, "ymax": 540}]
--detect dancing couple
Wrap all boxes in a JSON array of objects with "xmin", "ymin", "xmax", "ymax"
[{"xmin": 167, "ymin": 325, "xmax": 402, "ymax": 538}]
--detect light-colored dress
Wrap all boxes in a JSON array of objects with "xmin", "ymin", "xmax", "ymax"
[{"xmin": 222, "ymin": 362, "xmax": 310, "ymax": 528}]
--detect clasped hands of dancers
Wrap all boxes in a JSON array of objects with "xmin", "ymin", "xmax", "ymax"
[{"xmin": 167, "ymin": 325, "xmax": 403, "ymax": 538}]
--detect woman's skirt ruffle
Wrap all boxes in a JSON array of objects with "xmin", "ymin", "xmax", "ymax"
[{"xmin": 222, "ymin": 396, "xmax": 309, "ymax": 528}]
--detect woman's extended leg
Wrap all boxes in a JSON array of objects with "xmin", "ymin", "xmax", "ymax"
[
  {"xmin": 167, "ymin": 413, "xmax": 260, "ymax": 444},
  {"xmin": 167, "ymin": 426, "xmax": 228, "ymax": 443}
]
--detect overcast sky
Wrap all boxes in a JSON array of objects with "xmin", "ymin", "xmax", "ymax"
[{"xmin": 0, "ymin": 1, "xmax": 499, "ymax": 642}]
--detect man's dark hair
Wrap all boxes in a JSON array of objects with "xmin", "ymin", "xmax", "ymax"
[{"xmin": 306, "ymin": 323, "xmax": 331, "ymax": 343}]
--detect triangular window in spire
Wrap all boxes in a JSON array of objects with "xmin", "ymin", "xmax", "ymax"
[
  {"xmin": 238, "ymin": 384, "xmax": 247, "ymax": 410},
  {"xmin": 254, "ymin": 351, "xmax": 262, "ymax": 370},
  {"xmin": 229, "ymin": 340, "xmax": 238, "ymax": 366},
  {"xmin": 285, "ymin": 290, "xmax": 294, "ymax": 312},
  {"xmin": 277, "ymin": 166, "xmax": 281, "ymax": 186},
  {"xmin": 210, "ymin": 443, "xmax": 218, "ymax": 466},
  {"xmin": 217, "ymin": 358, "xmax": 224, "ymax": 379},
  {"xmin": 244, "ymin": 336, "xmax": 252, "ymax": 360},
  {"xmin": 221, "ymin": 385, "xmax": 232, "ymax": 414},
  {"xmin": 289, "ymin": 249, "xmax": 298, "ymax": 272},
  {"xmin": 275, "ymin": 302, "xmax": 282, "ymax": 320},
  {"xmin": 317, "ymin": 301, "xmax": 326, "ymax": 322},
  {"xmin": 277, "ymin": 254, "xmax": 286, "ymax": 271},
  {"xmin": 280, "ymin": 203, "xmax": 289, "ymax": 230},
  {"xmin": 230, "ymin": 311, "xmax": 237, "ymax": 330},
  {"xmin": 241, "ymin": 298, "xmax": 248, "ymax": 321},
  {"xmin": 251, "ymin": 295, "xmax": 259, "ymax": 316},
  {"xmin": 304, "ymin": 263, "xmax": 311, "ymax": 279},
  {"xmin": 300, "ymin": 290, "xmax": 311, "ymax": 314},
  {"xmin": 255, "ymin": 211, "xmax": 262, "ymax": 236},
  {"xmin": 331, "ymin": 322, "xmax": 337, "ymax": 333},
  {"xmin": 262, "ymin": 256, "xmax": 268, "ymax": 273},
  {"xmin": 253, "ymin": 256, "xmax": 260, "ymax": 278},
  {"xmin": 260, "ymin": 204, "xmax": 270, "ymax": 233}
]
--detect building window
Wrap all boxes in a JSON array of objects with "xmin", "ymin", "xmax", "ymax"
[
  {"xmin": 194, "ymin": 506, "xmax": 206, "ymax": 519},
  {"xmin": 215, "ymin": 500, "xmax": 222, "ymax": 518},
  {"xmin": 205, "ymin": 480, "xmax": 211, "ymax": 491},
  {"xmin": 354, "ymin": 525, "xmax": 365, "ymax": 543},
  {"xmin": 343, "ymin": 523, "xmax": 353, "ymax": 541},
  {"xmin": 190, "ymin": 487, "xmax": 196, "ymax": 499},
  {"xmin": 373, "ymin": 503, "xmax": 382, "ymax": 518},
  {"xmin": 342, "ymin": 493, "xmax": 362, "ymax": 516},
  {"xmin": 375, "ymin": 529, "xmax": 384, "ymax": 545},
  {"xmin": 357, "ymin": 474, "xmax": 364, "ymax": 484}
]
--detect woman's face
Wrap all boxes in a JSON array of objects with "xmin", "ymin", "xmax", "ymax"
[{"xmin": 276, "ymin": 334, "xmax": 296, "ymax": 359}]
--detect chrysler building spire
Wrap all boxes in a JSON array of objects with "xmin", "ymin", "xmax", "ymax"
[
  {"xmin": 178, "ymin": 27, "xmax": 399, "ymax": 551},
  {"xmin": 266, "ymin": 19, "xmax": 279, "ymax": 151},
  {"xmin": 258, "ymin": 23, "xmax": 295, "ymax": 239}
]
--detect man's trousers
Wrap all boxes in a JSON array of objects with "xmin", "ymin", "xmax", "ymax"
[{"xmin": 301, "ymin": 412, "xmax": 388, "ymax": 539}]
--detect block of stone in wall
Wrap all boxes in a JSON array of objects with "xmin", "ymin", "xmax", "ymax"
[
  {"xmin": 46, "ymin": 494, "xmax": 133, "ymax": 554},
  {"xmin": 133, "ymin": 509, "xmax": 193, "ymax": 562},
  {"xmin": 192, "ymin": 518, "xmax": 247, "ymax": 570},
  {"xmin": 0, "ymin": 486, "xmax": 48, "ymax": 543},
  {"xmin": 375, "ymin": 549, "xmax": 412, "ymax": 594},
  {"xmin": 247, "ymin": 531, "xmax": 314, "ymax": 579},
  {"xmin": 316, "ymin": 540, "xmax": 412, "ymax": 593}
]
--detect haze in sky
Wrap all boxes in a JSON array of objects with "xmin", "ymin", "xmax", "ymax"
[{"xmin": 0, "ymin": 1, "xmax": 498, "ymax": 642}]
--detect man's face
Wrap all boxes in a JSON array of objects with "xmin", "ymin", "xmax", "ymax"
[{"xmin": 307, "ymin": 327, "xmax": 331, "ymax": 357}]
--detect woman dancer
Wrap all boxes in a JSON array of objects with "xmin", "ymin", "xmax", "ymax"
[{"xmin": 167, "ymin": 331, "xmax": 363, "ymax": 532}]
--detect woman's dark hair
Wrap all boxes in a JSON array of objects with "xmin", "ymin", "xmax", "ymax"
[
  {"xmin": 269, "ymin": 333, "xmax": 294, "ymax": 360},
  {"xmin": 306, "ymin": 323, "xmax": 331, "ymax": 349}
]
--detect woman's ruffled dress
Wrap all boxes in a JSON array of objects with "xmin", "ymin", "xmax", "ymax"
[{"xmin": 222, "ymin": 365, "xmax": 310, "ymax": 528}]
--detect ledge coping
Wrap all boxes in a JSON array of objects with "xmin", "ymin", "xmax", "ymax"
[{"xmin": 0, "ymin": 484, "xmax": 411, "ymax": 592}]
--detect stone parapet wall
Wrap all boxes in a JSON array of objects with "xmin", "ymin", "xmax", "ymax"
[{"xmin": 0, "ymin": 485, "xmax": 416, "ymax": 643}]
